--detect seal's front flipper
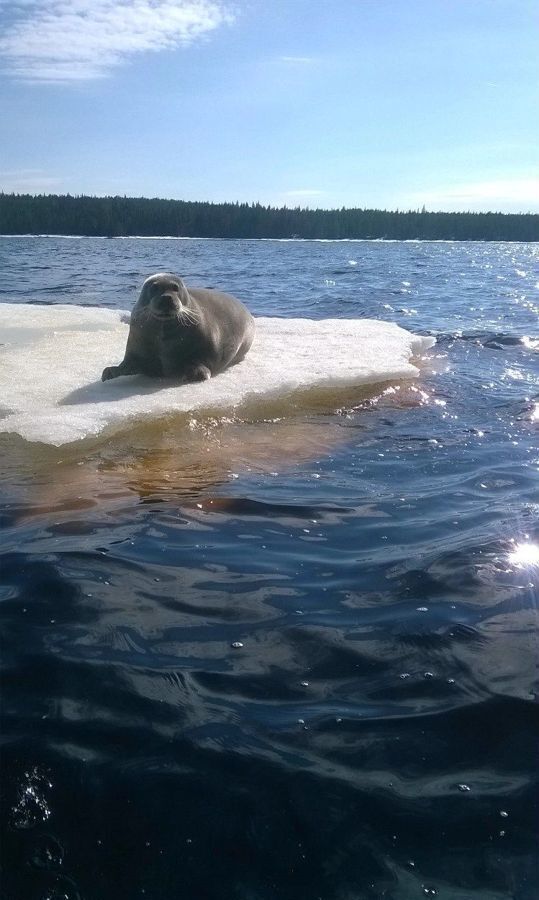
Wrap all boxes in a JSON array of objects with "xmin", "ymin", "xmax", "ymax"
[
  {"xmin": 101, "ymin": 365, "xmax": 122, "ymax": 381},
  {"xmin": 185, "ymin": 364, "xmax": 212, "ymax": 383},
  {"xmin": 101, "ymin": 357, "xmax": 143, "ymax": 381}
]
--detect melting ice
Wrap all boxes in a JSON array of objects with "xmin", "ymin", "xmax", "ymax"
[{"xmin": 0, "ymin": 304, "xmax": 435, "ymax": 445}]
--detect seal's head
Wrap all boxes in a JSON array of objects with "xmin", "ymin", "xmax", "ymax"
[{"xmin": 136, "ymin": 273, "xmax": 194, "ymax": 323}]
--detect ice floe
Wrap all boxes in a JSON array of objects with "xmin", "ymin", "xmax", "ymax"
[{"xmin": 0, "ymin": 303, "xmax": 435, "ymax": 445}]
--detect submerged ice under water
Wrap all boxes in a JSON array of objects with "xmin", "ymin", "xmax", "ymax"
[
  {"xmin": 0, "ymin": 302, "xmax": 434, "ymax": 444},
  {"xmin": 0, "ymin": 237, "xmax": 538, "ymax": 900}
]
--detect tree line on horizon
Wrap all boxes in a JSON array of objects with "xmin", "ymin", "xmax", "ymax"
[{"xmin": 0, "ymin": 193, "xmax": 537, "ymax": 241}]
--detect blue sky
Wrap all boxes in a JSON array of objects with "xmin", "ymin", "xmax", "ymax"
[{"xmin": 0, "ymin": 0, "xmax": 537, "ymax": 212}]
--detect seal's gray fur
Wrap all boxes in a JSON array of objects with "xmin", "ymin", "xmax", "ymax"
[{"xmin": 102, "ymin": 273, "xmax": 255, "ymax": 383}]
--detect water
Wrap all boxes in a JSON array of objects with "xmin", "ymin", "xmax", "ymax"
[{"xmin": 1, "ymin": 237, "xmax": 538, "ymax": 900}]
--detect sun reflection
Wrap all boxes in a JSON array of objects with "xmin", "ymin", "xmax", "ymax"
[{"xmin": 508, "ymin": 541, "xmax": 539, "ymax": 568}]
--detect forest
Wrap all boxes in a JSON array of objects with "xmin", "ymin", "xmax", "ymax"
[{"xmin": 0, "ymin": 193, "xmax": 537, "ymax": 241}]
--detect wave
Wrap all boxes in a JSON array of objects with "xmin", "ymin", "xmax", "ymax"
[{"xmin": 437, "ymin": 331, "xmax": 534, "ymax": 349}]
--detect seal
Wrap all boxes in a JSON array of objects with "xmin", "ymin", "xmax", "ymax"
[{"xmin": 101, "ymin": 273, "xmax": 255, "ymax": 383}]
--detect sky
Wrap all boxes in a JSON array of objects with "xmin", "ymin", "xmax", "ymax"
[{"xmin": 0, "ymin": 0, "xmax": 538, "ymax": 213}]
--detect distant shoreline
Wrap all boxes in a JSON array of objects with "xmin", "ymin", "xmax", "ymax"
[
  {"xmin": 1, "ymin": 193, "xmax": 537, "ymax": 241},
  {"xmin": 0, "ymin": 234, "xmax": 536, "ymax": 244}
]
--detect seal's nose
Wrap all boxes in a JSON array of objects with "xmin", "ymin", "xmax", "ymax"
[{"xmin": 158, "ymin": 293, "xmax": 175, "ymax": 312}]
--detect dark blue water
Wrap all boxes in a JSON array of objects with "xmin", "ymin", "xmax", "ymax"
[{"xmin": 1, "ymin": 237, "xmax": 538, "ymax": 900}]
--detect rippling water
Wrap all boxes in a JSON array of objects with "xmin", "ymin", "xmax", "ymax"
[{"xmin": 1, "ymin": 237, "xmax": 538, "ymax": 900}]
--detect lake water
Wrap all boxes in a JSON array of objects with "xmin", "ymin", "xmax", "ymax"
[{"xmin": 1, "ymin": 237, "xmax": 538, "ymax": 900}]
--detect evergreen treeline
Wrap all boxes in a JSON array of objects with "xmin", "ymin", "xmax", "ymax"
[{"xmin": 0, "ymin": 193, "xmax": 537, "ymax": 241}]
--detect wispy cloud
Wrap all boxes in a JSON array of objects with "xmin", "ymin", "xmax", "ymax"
[
  {"xmin": 0, "ymin": 168, "xmax": 66, "ymax": 193},
  {"xmin": 279, "ymin": 56, "xmax": 317, "ymax": 65},
  {"xmin": 0, "ymin": 0, "xmax": 234, "ymax": 83},
  {"xmin": 409, "ymin": 178, "xmax": 539, "ymax": 213}
]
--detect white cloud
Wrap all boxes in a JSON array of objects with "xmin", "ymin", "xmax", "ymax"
[
  {"xmin": 409, "ymin": 178, "xmax": 539, "ymax": 213},
  {"xmin": 0, "ymin": 0, "xmax": 233, "ymax": 83}
]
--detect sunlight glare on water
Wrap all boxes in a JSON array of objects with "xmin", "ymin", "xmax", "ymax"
[{"xmin": 508, "ymin": 540, "xmax": 539, "ymax": 568}]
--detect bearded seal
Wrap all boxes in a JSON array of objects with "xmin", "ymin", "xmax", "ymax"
[{"xmin": 101, "ymin": 273, "xmax": 255, "ymax": 383}]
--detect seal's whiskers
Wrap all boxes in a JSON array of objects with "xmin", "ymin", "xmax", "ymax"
[{"xmin": 178, "ymin": 305, "xmax": 201, "ymax": 326}]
